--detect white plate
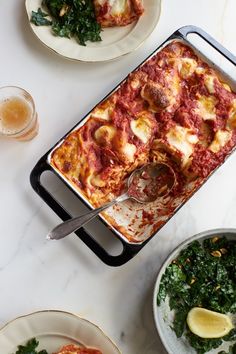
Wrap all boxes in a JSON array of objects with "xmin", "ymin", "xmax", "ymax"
[
  {"xmin": 0, "ymin": 310, "xmax": 121, "ymax": 354},
  {"xmin": 25, "ymin": 0, "xmax": 162, "ymax": 62},
  {"xmin": 153, "ymin": 229, "xmax": 236, "ymax": 354}
]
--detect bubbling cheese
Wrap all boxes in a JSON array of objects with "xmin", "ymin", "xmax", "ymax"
[
  {"xmin": 195, "ymin": 95, "xmax": 217, "ymax": 121},
  {"xmin": 94, "ymin": 125, "xmax": 116, "ymax": 144},
  {"xmin": 90, "ymin": 174, "xmax": 106, "ymax": 187},
  {"xmin": 178, "ymin": 58, "xmax": 197, "ymax": 79},
  {"xmin": 167, "ymin": 125, "xmax": 199, "ymax": 166},
  {"xmin": 92, "ymin": 107, "xmax": 111, "ymax": 121},
  {"xmin": 131, "ymin": 78, "xmax": 141, "ymax": 89},
  {"xmin": 209, "ymin": 130, "xmax": 232, "ymax": 153},
  {"xmin": 195, "ymin": 67, "xmax": 205, "ymax": 75},
  {"xmin": 227, "ymin": 100, "xmax": 236, "ymax": 130},
  {"xmin": 223, "ymin": 83, "xmax": 231, "ymax": 92},
  {"xmin": 130, "ymin": 117, "xmax": 152, "ymax": 144},
  {"xmin": 121, "ymin": 142, "xmax": 136, "ymax": 162},
  {"xmin": 110, "ymin": 0, "xmax": 126, "ymax": 15},
  {"xmin": 204, "ymin": 75, "xmax": 216, "ymax": 94}
]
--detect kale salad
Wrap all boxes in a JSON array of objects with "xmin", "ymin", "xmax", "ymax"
[
  {"xmin": 31, "ymin": 0, "xmax": 102, "ymax": 46},
  {"xmin": 157, "ymin": 236, "xmax": 236, "ymax": 354}
]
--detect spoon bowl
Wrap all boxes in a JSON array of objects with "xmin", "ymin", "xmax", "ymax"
[
  {"xmin": 127, "ymin": 162, "xmax": 176, "ymax": 203},
  {"xmin": 47, "ymin": 162, "xmax": 177, "ymax": 240}
]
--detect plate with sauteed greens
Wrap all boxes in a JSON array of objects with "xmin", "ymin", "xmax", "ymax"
[
  {"xmin": 153, "ymin": 229, "xmax": 236, "ymax": 354},
  {"xmin": 25, "ymin": 0, "xmax": 161, "ymax": 61},
  {"xmin": 0, "ymin": 310, "xmax": 120, "ymax": 354}
]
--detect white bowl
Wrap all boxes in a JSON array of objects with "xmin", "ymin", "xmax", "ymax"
[{"xmin": 153, "ymin": 228, "xmax": 236, "ymax": 354}]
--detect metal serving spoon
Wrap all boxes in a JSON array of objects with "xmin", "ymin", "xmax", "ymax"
[{"xmin": 47, "ymin": 162, "xmax": 176, "ymax": 241}]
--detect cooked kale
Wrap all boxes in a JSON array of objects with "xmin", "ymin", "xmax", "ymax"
[
  {"xmin": 31, "ymin": 8, "xmax": 52, "ymax": 26},
  {"xmin": 14, "ymin": 338, "xmax": 48, "ymax": 354},
  {"xmin": 157, "ymin": 237, "xmax": 236, "ymax": 354},
  {"xmin": 31, "ymin": 0, "xmax": 101, "ymax": 46}
]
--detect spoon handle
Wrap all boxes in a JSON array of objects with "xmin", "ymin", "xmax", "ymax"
[{"xmin": 47, "ymin": 192, "xmax": 129, "ymax": 240}]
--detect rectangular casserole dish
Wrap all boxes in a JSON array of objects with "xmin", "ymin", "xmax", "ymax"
[{"xmin": 30, "ymin": 26, "xmax": 236, "ymax": 266}]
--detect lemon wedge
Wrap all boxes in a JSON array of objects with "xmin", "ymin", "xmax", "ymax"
[{"xmin": 187, "ymin": 307, "xmax": 233, "ymax": 338}]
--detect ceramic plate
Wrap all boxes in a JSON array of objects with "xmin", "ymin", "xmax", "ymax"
[
  {"xmin": 0, "ymin": 310, "xmax": 121, "ymax": 354},
  {"xmin": 25, "ymin": 0, "xmax": 162, "ymax": 62},
  {"xmin": 153, "ymin": 229, "xmax": 236, "ymax": 354}
]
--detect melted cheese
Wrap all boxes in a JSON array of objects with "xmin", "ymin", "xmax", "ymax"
[
  {"xmin": 121, "ymin": 142, "xmax": 136, "ymax": 162},
  {"xmin": 131, "ymin": 78, "xmax": 141, "ymax": 89},
  {"xmin": 130, "ymin": 117, "xmax": 152, "ymax": 144},
  {"xmin": 110, "ymin": 0, "xmax": 126, "ymax": 15},
  {"xmin": 92, "ymin": 107, "xmax": 111, "ymax": 121},
  {"xmin": 178, "ymin": 58, "xmax": 197, "ymax": 79},
  {"xmin": 167, "ymin": 125, "xmax": 198, "ymax": 166},
  {"xmin": 84, "ymin": 170, "xmax": 95, "ymax": 190},
  {"xmin": 195, "ymin": 67, "xmax": 205, "ymax": 75},
  {"xmin": 141, "ymin": 82, "xmax": 169, "ymax": 112},
  {"xmin": 141, "ymin": 75, "xmax": 180, "ymax": 113},
  {"xmin": 165, "ymin": 72, "xmax": 180, "ymax": 96},
  {"xmin": 165, "ymin": 73, "xmax": 181, "ymax": 111},
  {"xmin": 209, "ymin": 130, "xmax": 232, "ymax": 153},
  {"xmin": 227, "ymin": 100, "xmax": 236, "ymax": 129},
  {"xmin": 94, "ymin": 125, "xmax": 116, "ymax": 144},
  {"xmin": 94, "ymin": 0, "xmax": 144, "ymax": 27},
  {"xmin": 205, "ymin": 75, "xmax": 216, "ymax": 94},
  {"xmin": 195, "ymin": 95, "xmax": 217, "ymax": 121},
  {"xmin": 223, "ymin": 83, "xmax": 231, "ymax": 92},
  {"xmin": 91, "ymin": 174, "xmax": 106, "ymax": 187}
]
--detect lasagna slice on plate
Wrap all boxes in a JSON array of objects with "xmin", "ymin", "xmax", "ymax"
[
  {"xmin": 94, "ymin": 0, "xmax": 144, "ymax": 27},
  {"xmin": 54, "ymin": 344, "xmax": 102, "ymax": 354}
]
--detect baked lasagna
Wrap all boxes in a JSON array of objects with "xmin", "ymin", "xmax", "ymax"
[
  {"xmin": 94, "ymin": 0, "xmax": 144, "ymax": 27},
  {"xmin": 51, "ymin": 41, "xmax": 236, "ymax": 242},
  {"xmin": 54, "ymin": 344, "xmax": 102, "ymax": 354}
]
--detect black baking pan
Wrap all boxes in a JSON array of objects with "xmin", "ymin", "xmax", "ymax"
[{"xmin": 30, "ymin": 26, "xmax": 236, "ymax": 266}]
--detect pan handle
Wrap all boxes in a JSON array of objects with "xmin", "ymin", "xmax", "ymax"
[
  {"xmin": 175, "ymin": 25, "xmax": 236, "ymax": 66},
  {"xmin": 30, "ymin": 157, "xmax": 141, "ymax": 266}
]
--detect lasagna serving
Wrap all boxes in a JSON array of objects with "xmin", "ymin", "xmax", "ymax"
[
  {"xmin": 94, "ymin": 0, "xmax": 144, "ymax": 27},
  {"xmin": 54, "ymin": 344, "xmax": 102, "ymax": 354},
  {"xmin": 51, "ymin": 41, "xmax": 236, "ymax": 243}
]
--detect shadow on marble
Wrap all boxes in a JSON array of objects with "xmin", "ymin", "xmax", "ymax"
[
  {"xmin": 111, "ymin": 257, "xmax": 168, "ymax": 354},
  {"xmin": 137, "ymin": 283, "xmax": 167, "ymax": 354}
]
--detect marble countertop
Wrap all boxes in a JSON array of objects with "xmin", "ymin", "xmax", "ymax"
[{"xmin": 1, "ymin": 0, "xmax": 236, "ymax": 353}]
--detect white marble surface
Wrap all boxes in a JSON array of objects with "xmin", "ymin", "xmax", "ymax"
[{"xmin": 1, "ymin": 0, "xmax": 236, "ymax": 353}]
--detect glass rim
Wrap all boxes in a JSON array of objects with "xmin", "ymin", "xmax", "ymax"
[{"xmin": 0, "ymin": 85, "xmax": 36, "ymax": 137}]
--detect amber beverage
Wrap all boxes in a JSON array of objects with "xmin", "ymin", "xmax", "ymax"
[{"xmin": 0, "ymin": 86, "xmax": 38, "ymax": 141}]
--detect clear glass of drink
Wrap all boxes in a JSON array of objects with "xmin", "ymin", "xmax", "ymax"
[{"xmin": 0, "ymin": 86, "xmax": 38, "ymax": 141}]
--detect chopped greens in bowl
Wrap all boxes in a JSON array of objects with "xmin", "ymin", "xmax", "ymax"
[{"xmin": 153, "ymin": 230, "xmax": 236, "ymax": 354}]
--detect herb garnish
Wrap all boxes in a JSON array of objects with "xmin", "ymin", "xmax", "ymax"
[
  {"xmin": 157, "ymin": 237, "xmax": 236, "ymax": 354},
  {"xmin": 14, "ymin": 338, "xmax": 48, "ymax": 354},
  {"xmin": 30, "ymin": 0, "xmax": 102, "ymax": 46}
]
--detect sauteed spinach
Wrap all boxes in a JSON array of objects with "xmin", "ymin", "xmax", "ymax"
[
  {"xmin": 14, "ymin": 338, "xmax": 48, "ymax": 354},
  {"xmin": 31, "ymin": 0, "xmax": 101, "ymax": 46},
  {"xmin": 157, "ymin": 237, "xmax": 236, "ymax": 354}
]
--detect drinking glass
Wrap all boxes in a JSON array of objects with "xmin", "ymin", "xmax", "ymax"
[{"xmin": 0, "ymin": 86, "xmax": 38, "ymax": 141}]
